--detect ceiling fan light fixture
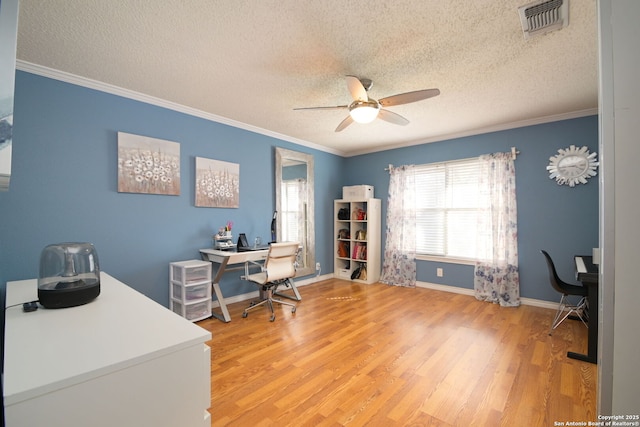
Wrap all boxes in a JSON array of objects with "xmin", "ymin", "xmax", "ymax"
[
  {"xmin": 349, "ymin": 100, "xmax": 380, "ymax": 124},
  {"xmin": 295, "ymin": 76, "xmax": 440, "ymax": 131}
]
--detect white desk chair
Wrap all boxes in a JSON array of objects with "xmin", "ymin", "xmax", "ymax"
[{"xmin": 242, "ymin": 241, "xmax": 300, "ymax": 322}]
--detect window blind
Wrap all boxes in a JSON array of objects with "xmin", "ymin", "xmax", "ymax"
[
  {"xmin": 281, "ymin": 180, "xmax": 300, "ymax": 242},
  {"xmin": 414, "ymin": 158, "xmax": 480, "ymax": 259}
]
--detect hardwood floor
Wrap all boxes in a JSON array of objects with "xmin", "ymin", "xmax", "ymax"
[{"xmin": 197, "ymin": 279, "xmax": 597, "ymax": 426}]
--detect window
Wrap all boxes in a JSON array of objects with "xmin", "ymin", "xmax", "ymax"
[
  {"xmin": 415, "ymin": 158, "xmax": 480, "ymax": 260},
  {"xmin": 280, "ymin": 180, "xmax": 301, "ymax": 242}
]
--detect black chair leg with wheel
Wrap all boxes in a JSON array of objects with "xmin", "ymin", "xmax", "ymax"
[{"xmin": 242, "ymin": 284, "xmax": 296, "ymax": 322}]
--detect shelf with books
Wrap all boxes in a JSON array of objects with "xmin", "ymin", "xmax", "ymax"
[{"xmin": 333, "ymin": 198, "xmax": 380, "ymax": 284}]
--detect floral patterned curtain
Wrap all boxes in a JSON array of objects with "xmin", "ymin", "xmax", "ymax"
[
  {"xmin": 474, "ymin": 152, "xmax": 520, "ymax": 307},
  {"xmin": 380, "ymin": 165, "xmax": 417, "ymax": 287}
]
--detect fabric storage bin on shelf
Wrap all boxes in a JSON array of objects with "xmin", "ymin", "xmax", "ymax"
[
  {"xmin": 342, "ymin": 185, "xmax": 374, "ymax": 201},
  {"xmin": 337, "ymin": 268, "xmax": 352, "ymax": 279}
]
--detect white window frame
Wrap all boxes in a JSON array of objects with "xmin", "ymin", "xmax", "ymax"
[
  {"xmin": 414, "ymin": 157, "xmax": 481, "ymax": 265},
  {"xmin": 280, "ymin": 180, "xmax": 300, "ymax": 242}
]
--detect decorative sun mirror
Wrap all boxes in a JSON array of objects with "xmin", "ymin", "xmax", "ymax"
[{"xmin": 275, "ymin": 147, "xmax": 315, "ymax": 277}]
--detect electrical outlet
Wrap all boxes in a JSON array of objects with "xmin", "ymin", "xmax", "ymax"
[
  {"xmin": 316, "ymin": 262, "xmax": 321, "ymax": 270},
  {"xmin": 436, "ymin": 268, "xmax": 443, "ymax": 277}
]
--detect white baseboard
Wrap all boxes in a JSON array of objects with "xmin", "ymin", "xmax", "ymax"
[
  {"xmin": 214, "ymin": 275, "xmax": 558, "ymax": 311},
  {"xmin": 415, "ymin": 280, "xmax": 559, "ymax": 310},
  {"xmin": 211, "ymin": 273, "xmax": 333, "ymax": 308}
]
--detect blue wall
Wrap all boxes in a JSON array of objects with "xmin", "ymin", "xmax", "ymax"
[
  {"xmin": 0, "ymin": 72, "xmax": 343, "ymax": 305},
  {"xmin": 0, "ymin": 71, "xmax": 598, "ymax": 305},
  {"xmin": 344, "ymin": 116, "xmax": 599, "ymax": 302}
]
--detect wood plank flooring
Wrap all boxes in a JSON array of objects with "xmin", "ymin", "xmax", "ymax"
[{"xmin": 197, "ymin": 279, "xmax": 597, "ymax": 426}]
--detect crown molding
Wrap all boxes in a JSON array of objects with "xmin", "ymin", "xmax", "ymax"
[
  {"xmin": 345, "ymin": 108, "xmax": 599, "ymax": 157},
  {"xmin": 16, "ymin": 60, "xmax": 343, "ymax": 156},
  {"xmin": 17, "ymin": 60, "xmax": 596, "ymax": 159}
]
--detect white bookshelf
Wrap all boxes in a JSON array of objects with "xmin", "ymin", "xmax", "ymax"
[{"xmin": 334, "ymin": 198, "xmax": 381, "ymax": 284}]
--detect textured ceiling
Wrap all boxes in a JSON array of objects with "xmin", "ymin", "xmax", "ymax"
[{"xmin": 15, "ymin": 0, "xmax": 598, "ymax": 156}]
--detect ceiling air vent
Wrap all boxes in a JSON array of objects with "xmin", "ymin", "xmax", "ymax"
[{"xmin": 518, "ymin": 0, "xmax": 568, "ymax": 39}]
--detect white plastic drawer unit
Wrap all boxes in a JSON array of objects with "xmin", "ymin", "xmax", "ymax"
[
  {"xmin": 172, "ymin": 282, "xmax": 209, "ymax": 301},
  {"xmin": 171, "ymin": 260, "xmax": 211, "ymax": 284},
  {"xmin": 169, "ymin": 260, "xmax": 212, "ymax": 322},
  {"xmin": 172, "ymin": 300, "xmax": 211, "ymax": 322}
]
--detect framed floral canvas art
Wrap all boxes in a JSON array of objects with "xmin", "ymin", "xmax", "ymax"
[
  {"xmin": 117, "ymin": 132, "xmax": 180, "ymax": 195},
  {"xmin": 195, "ymin": 157, "xmax": 239, "ymax": 208}
]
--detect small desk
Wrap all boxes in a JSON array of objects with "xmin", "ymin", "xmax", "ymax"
[
  {"xmin": 200, "ymin": 246, "xmax": 303, "ymax": 322},
  {"xmin": 571, "ymin": 255, "xmax": 599, "ymax": 364},
  {"xmin": 200, "ymin": 248, "xmax": 269, "ymax": 322}
]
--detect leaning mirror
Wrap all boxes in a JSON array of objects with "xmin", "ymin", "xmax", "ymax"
[{"xmin": 275, "ymin": 147, "xmax": 315, "ymax": 277}]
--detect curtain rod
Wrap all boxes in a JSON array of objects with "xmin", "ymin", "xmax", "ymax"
[{"xmin": 385, "ymin": 147, "xmax": 520, "ymax": 171}]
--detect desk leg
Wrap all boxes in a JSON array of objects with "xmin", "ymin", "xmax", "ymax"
[
  {"xmin": 209, "ymin": 257, "xmax": 231, "ymax": 323},
  {"xmin": 211, "ymin": 282, "xmax": 231, "ymax": 323},
  {"xmin": 567, "ymin": 280, "xmax": 598, "ymax": 364}
]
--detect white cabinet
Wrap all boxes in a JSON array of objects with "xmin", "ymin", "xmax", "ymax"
[
  {"xmin": 334, "ymin": 198, "xmax": 381, "ymax": 284},
  {"xmin": 4, "ymin": 273, "xmax": 212, "ymax": 427},
  {"xmin": 170, "ymin": 260, "xmax": 212, "ymax": 322}
]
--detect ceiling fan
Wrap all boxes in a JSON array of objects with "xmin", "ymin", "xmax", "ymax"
[{"xmin": 294, "ymin": 76, "xmax": 440, "ymax": 132}]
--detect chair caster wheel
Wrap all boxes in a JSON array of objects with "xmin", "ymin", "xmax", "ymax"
[
  {"xmin": 269, "ymin": 315, "xmax": 275, "ymax": 322},
  {"xmin": 242, "ymin": 312, "xmax": 248, "ymax": 318},
  {"xmin": 291, "ymin": 307, "xmax": 296, "ymax": 314}
]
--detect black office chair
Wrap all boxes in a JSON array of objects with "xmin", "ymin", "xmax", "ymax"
[
  {"xmin": 541, "ymin": 250, "xmax": 589, "ymax": 335},
  {"xmin": 242, "ymin": 241, "xmax": 299, "ymax": 322}
]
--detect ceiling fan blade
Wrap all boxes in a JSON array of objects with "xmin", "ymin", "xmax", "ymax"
[
  {"xmin": 346, "ymin": 75, "xmax": 368, "ymax": 102},
  {"xmin": 335, "ymin": 115, "xmax": 354, "ymax": 132},
  {"xmin": 378, "ymin": 88, "xmax": 440, "ymax": 107},
  {"xmin": 293, "ymin": 105, "xmax": 348, "ymax": 111},
  {"xmin": 378, "ymin": 109, "xmax": 409, "ymax": 126}
]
